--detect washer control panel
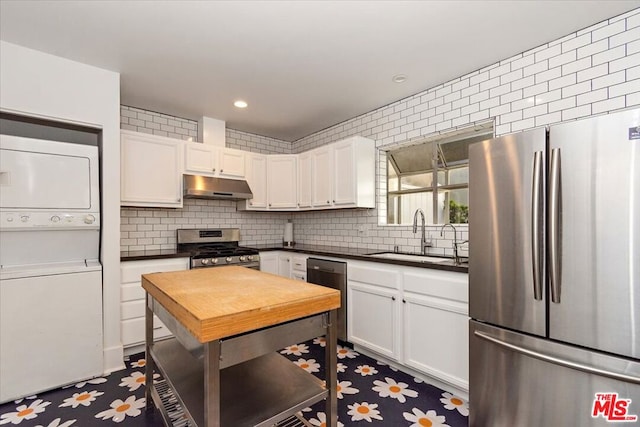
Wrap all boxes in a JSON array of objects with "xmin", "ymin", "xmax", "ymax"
[{"xmin": 0, "ymin": 211, "xmax": 100, "ymax": 229}]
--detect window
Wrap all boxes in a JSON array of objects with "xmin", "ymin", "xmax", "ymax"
[{"xmin": 385, "ymin": 124, "xmax": 493, "ymax": 225}]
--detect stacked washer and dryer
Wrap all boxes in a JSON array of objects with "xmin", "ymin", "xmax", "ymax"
[{"xmin": 0, "ymin": 133, "xmax": 103, "ymax": 403}]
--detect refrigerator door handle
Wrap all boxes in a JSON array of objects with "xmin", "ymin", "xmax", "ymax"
[
  {"xmin": 531, "ymin": 151, "xmax": 543, "ymax": 300},
  {"xmin": 549, "ymin": 148, "xmax": 561, "ymax": 303},
  {"xmin": 474, "ymin": 330, "xmax": 640, "ymax": 384}
]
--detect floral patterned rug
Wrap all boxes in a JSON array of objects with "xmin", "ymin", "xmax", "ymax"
[{"xmin": 0, "ymin": 338, "xmax": 468, "ymax": 426}]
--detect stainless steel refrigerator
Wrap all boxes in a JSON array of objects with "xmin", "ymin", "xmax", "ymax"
[{"xmin": 468, "ymin": 108, "xmax": 640, "ymax": 426}]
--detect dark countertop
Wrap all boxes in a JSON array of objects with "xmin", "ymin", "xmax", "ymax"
[
  {"xmin": 122, "ymin": 244, "xmax": 468, "ymax": 273},
  {"xmin": 120, "ymin": 249, "xmax": 191, "ymax": 262},
  {"xmin": 255, "ymin": 244, "xmax": 468, "ymax": 273}
]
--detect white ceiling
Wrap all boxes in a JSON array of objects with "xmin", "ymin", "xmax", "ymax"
[{"xmin": 1, "ymin": 1, "xmax": 639, "ymax": 141}]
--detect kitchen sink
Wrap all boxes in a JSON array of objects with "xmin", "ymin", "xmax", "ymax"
[{"xmin": 366, "ymin": 252, "xmax": 453, "ymax": 263}]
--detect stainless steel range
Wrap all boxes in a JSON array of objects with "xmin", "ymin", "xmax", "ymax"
[{"xmin": 177, "ymin": 228, "xmax": 260, "ymax": 269}]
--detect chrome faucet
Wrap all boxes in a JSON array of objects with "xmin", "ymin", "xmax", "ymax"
[
  {"xmin": 412, "ymin": 208, "xmax": 431, "ymax": 255},
  {"xmin": 440, "ymin": 223, "xmax": 459, "ymax": 263}
]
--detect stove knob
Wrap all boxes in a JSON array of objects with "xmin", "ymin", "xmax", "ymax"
[
  {"xmin": 201, "ymin": 258, "xmax": 209, "ymax": 265},
  {"xmin": 211, "ymin": 258, "xmax": 219, "ymax": 264},
  {"xmin": 239, "ymin": 256, "xmax": 247, "ymax": 262},
  {"xmin": 50, "ymin": 215, "xmax": 61, "ymax": 223},
  {"xmin": 225, "ymin": 257, "xmax": 233, "ymax": 263},
  {"xmin": 20, "ymin": 215, "xmax": 30, "ymax": 223},
  {"xmin": 247, "ymin": 255, "xmax": 254, "ymax": 262},
  {"xmin": 84, "ymin": 214, "xmax": 96, "ymax": 224}
]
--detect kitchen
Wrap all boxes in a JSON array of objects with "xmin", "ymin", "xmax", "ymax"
[{"xmin": 1, "ymin": 2, "xmax": 640, "ymax": 426}]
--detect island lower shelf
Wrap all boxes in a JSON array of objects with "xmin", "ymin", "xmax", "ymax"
[{"xmin": 150, "ymin": 337, "xmax": 327, "ymax": 427}]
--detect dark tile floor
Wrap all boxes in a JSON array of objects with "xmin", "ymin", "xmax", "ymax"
[{"xmin": 0, "ymin": 338, "xmax": 468, "ymax": 426}]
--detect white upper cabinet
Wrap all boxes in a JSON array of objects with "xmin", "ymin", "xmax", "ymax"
[
  {"xmin": 267, "ymin": 155, "xmax": 298, "ymax": 209},
  {"xmin": 298, "ymin": 151, "xmax": 312, "ymax": 209},
  {"xmin": 243, "ymin": 153, "xmax": 268, "ymax": 209},
  {"xmin": 312, "ymin": 145, "xmax": 334, "ymax": 208},
  {"xmin": 121, "ymin": 130, "xmax": 183, "ymax": 208},
  {"xmin": 237, "ymin": 135, "xmax": 375, "ymax": 212},
  {"xmin": 333, "ymin": 136, "xmax": 375, "ymax": 208},
  {"xmin": 184, "ymin": 142, "xmax": 245, "ymax": 179}
]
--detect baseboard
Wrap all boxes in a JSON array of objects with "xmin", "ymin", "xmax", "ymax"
[{"xmin": 103, "ymin": 344, "xmax": 125, "ymax": 375}]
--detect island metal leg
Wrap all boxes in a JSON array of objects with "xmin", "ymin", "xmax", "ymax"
[
  {"xmin": 325, "ymin": 309, "xmax": 338, "ymax": 427},
  {"xmin": 204, "ymin": 339, "xmax": 221, "ymax": 426},
  {"xmin": 145, "ymin": 294, "xmax": 156, "ymax": 411}
]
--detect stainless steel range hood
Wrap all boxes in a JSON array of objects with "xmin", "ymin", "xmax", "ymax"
[{"xmin": 183, "ymin": 174, "xmax": 253, "ymax": 200}]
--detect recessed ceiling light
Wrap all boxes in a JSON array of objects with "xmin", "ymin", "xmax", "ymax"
[
  {"xmin": 234, "ymin": 100, "xmax": 248, "ymax": 108},
  {"xmin": 392, "ymin": 74, "xmax": 407, "ymax": 83}
]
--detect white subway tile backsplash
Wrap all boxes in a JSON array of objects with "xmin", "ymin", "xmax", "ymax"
[
  {"xmin": 536, "ymin": 67, "xmax": 562, "ymax": 84},
  {"xmin": 523, "ymin": 82, "xmax": 548, "ymax": 97},
  {"xmin": 549, "ymin": 50, "xmax": 577, "ymax": 69},
  {"xmin": 592, "ymin": 70, "xmax": 626, "ymax": 89},
  {"xmin": 469, "ymin": 71, "xmax": 489, "ymax": 86},
  {"xmin": 577, "ymin": 63, "xmax": 609, "ymax": 82},
  {"xmin": 610, "ymin": 52, "xmax": 640, "ymax": 72},
  {"xmin": 549, "ymin": 73, "xmax": 577, "ymax": 91},
  {"xmin": 592, "ymin": 96, "xmax": 625, "ymax": 113},
  {"xmin": 611, "ymin": 26, "xmax": 640, "ymax": 47},
  {"xmin": 609, "ymin": 78, "xmax": 640, "ymax": 97},
  {"xmin": 562, "ymin": 81, "xmax": 592, "ymax": 97},
  {"xmin": 562, "ymin": 33, "xmax": 592, "ymax": 53},
  {"xmin": 535, "ymin": 44, "xmax": 562, "ymax": 62},
  {"xmin": 549, "ymin": 96, "xmax": 576, "ymax": 113},
  {"xmin": 576, "ymin": 88, "xmax": 608, "ymax": 105},
  {"xmin": 628, "ymin": 10, "xmax": 640, "ymax": 29},
  {"xmin": 535, "ymin": 111, "xmax": 562, "ymax": 127},
  {"xmin": 479, "ymin": 76, "xmax": 501, "ymax": 92},
  {"xmin": 121, "ymin": 9, "xmax": 640, "ymax": 254},
  {"xmin": 577, "ymin": 39, "xmax": 609, "ymax": 59},
  {"xmin": 524, "ymin": 60, "xmax": 549, "ymax": 77},
  {"xmin": 592, "ymin": 18, "xmax": 626, "ymax": 42},
  {"xmin": 511, "ymin": 117, "xmax": 535, "ymax": 132},
  {"xmin": 593, "ymin": 45, "xmax": 626, "ymax": 66},
  {"xmin": 562, "ymin": 104, "xmax": 592, "ymax": 120},
  {"xmin": 562, "ymin": 56, "xmax": 591, "ymax": 75},
  {"xmin": 501, "ymin": 89, "xmax": 524, "ymax": 104}
]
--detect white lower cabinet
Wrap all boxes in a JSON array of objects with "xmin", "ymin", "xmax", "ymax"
[
  {"xmin": 120, "ymin": 258, "xmax": 190, "ymax": 350},
  {"xmin": 348, "ymin": 260, "xmax": 469, "ymax": 392},
  {"xmin": 259, "ymin": 252, "xmax": 279, "ymax": 275},
  {"xmin": 347, "ymin": 261, "xmax": 401, "ymax": 361},
  {"xmin": 403, "ymin": 269, "xmax": 469, "ymax": 391},
  {"xmin": 291, "ymin": 255, "xmax": 308, "ymax": 281},
  {"xmin": 259, "ymin": 251, "xmax": 307, "ymax": 280}
]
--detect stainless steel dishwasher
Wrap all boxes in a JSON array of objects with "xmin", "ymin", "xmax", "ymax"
[{"xmin": 307, "ymin": 258, "xmax": 347, "ymax": 342}]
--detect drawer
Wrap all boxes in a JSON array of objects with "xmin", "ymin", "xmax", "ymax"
[
  {"xmin": 121, "ymin": 258, "xmax": 189, "ymax": 283},
  {"xmin": 121, "ymin": 316, "xmax": 171, "ymax": 347},
  {"xmin": 292, "ymin": 271, "xmax": 306, "ymax": 281},
  {"xmin": 292, "ymin": 255, "xmax": 308, "ymax": 271},
  {"xmin": 121, "ymin": 299, "xmax": 144, "ymax": 320},
  {"xmin": 121, "ymin": 282, "xmax": 145, "ymax": 302}
]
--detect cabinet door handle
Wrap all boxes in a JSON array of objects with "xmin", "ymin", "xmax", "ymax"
[
  {"xmin": 327, "ymin": 200, "xmax": 330, "ymax": 204},
  {"xmin": 212, "ymin": 168, "xmax": 216, "ymax": 172},
  {"xmin": 332, "ymin": 200, "xmax": 335, "ymax": 203},
  {"xmin": 391, "ymin": 296, "xmax": 396, "ymax": 301},
  {"xmin": 402, "ymin": 299, "xmax": 406, "ymax": 303},
  {"xmin": 269, "ymin": 203, "xmax": 272, "ymax": 207},
  {"xmin": 220, "ymin": 169, "xmax": 223, "ymax": 173}
]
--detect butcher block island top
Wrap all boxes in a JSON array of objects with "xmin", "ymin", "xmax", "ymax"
[{"xmin": 142, "ymin": 266, "xmax": 341, "ymax": 343}]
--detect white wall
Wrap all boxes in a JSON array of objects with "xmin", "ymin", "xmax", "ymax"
[{"xmin": 0, "ymin": 41, "xmax": 124, "ymax": 373}]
